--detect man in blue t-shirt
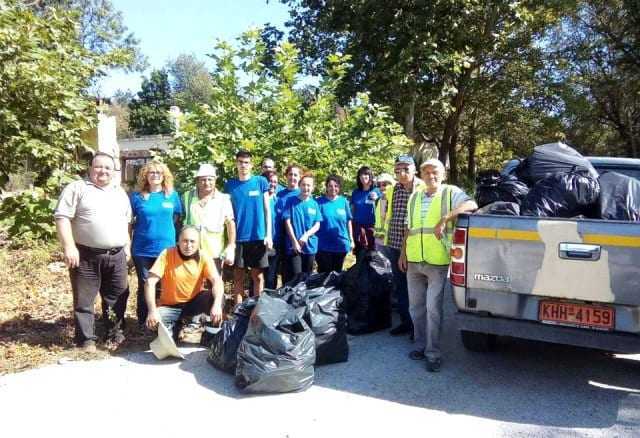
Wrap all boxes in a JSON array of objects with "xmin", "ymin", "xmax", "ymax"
[{"xmin": 223, "ymin": 150, "xmax": 272, "ymax": 303}]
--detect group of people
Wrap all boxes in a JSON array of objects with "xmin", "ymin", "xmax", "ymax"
[{"xmin": 54, "ymin": 149, "xmax": 476, "ymax": 372}]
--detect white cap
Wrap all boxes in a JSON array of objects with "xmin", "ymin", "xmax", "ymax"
[{"xmin": 195, "ymin": 163, "xmax": 217, "ymax": 178}]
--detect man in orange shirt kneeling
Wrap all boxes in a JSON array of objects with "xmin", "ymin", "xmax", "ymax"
[{"xmin": 145, "ymin": 226, "xmax": 224, "ymax": 341}]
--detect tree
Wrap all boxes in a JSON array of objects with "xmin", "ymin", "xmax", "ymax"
[
  {"xmin": 128, "ymin": 69, "xmax": 174, "ymax": 135},
  {"xmin": 0, "ymin": 0, "xmax": 105, "ymax": 241},
  {"xmin": 27, "ymin": 0, "xmax": 146, "ymax": 73},
  {"xmin": 163, "ymin": 29, "xmax": 412, "ymax": 193},
  {"xmin": 166, "ymin": 53, "xmax": 214, "ymax": 110},
  {"xmin": 551, "ymin": 0, "xmax": 640, "ymax": 158},
  {"xmin": 282, "ymin": 0, "xmax": 574, "ymax": 182}
]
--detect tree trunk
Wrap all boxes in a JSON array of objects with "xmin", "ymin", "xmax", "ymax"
[
  {"xmin": 404, "ymin": 93, "xmax": 416, "ymax": 141},
  {"xmin": 467, "ymin": 119, "xmax": 477, "ymax": 184}
]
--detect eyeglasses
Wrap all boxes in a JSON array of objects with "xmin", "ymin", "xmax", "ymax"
[
  {"xmin": 148, "ymin": 171, "xmax": 163, "ymax": 175},
  {"xmin": 198, "ymin": 177, "xmax": 215, "ymax": 182},
  {"xmin": 394, "ymin": 168, "xmax": 410, "ymax": 175}
]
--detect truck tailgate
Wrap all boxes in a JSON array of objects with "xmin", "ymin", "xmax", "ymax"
[{"xmin": 466, "ymin": 215, "xmax": 640, "ymax": 306}]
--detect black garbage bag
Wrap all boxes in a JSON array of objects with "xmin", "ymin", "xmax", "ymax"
[
  {"xmin": 475, "ymin": 170, "xmax": 529, "ymax": 207},
  {"xmin": 476, "ymin": 201, "xmax": 520, "ymax": 216},
  {"xmin": 342, "ymin": 250, "xmax": 393, "ymax": 335},
  {"xmin": 598, "ymin": 172, "xmax": 640, "ymax": 221},
  {"xmin": 235, "ymin": 293, "xmax": 315, "ymax": 393},
  {"xmin": 266, "ymin": 272, "xmax": 348, "ymax": 365},
  {"xmin": 207, "ymin": 297, "xmax": 258, "ymax": 374},
  {"xmin": 516, "ymin": 142, "xmax": 599, "ymax": 185},
  {"xmin": 521, "ymin": 171, "xmax": 600, "ymax": 218}
]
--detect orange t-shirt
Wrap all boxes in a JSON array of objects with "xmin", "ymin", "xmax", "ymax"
[{"xmin": 149, "ymin": 247, "xmax": 214, "ymax": 305}]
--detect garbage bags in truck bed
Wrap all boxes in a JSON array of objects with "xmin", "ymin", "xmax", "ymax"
[
  {"xmin": 235, "ymin": 293, "xmax": 315, "ymax": 393},
  {"xmin": 516, "ymin": 142, "xmax": 599, "ymax": 185},
  {"xmin": 476, "ymin": 201, "xmax": 521, "ymax": 216},
  {"xmin": 475, "ymin": 170, "xmax": 529, "ymax": 207},
  {"xmin": 521, "ymin": 171, "xmax": 600, "ymax": 218},
  {"xmin": 598, "ymin": 171, "xmax": 640, "ymax": 221}
]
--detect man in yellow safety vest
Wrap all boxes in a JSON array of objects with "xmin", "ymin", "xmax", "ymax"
[{"xmin": 399, "ymin": 158, "xmax": 477, "ymax": 372}]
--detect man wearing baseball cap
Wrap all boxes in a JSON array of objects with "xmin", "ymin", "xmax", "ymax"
[{"xmin": 382, "ymin": 155, "xmax": 425, "ymax": 337}]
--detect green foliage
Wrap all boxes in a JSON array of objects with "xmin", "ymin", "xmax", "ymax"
[
  {"xmin": 31, "ymin": 0, "xmax": 146, "ymax": 72},
  {"xmin": 128, "ymin": 69, "xmax": 174, "ymax": 135},
  {"xmin": 0, "ymin": 1, "xmax": 139, "ymax": 245},
  {"xmin": 166, "ymin": 53, "xmax": 214, "ymax": 110},
  {"xmin": 163, "ymin": 30, "xmax": 412, "ymax": 193}
]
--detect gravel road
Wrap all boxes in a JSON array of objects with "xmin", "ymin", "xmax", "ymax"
[{"xmin": 1, "ymin": 295, "xmax": 638, "ymax": 438}]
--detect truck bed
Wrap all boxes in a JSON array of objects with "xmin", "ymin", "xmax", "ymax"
[{"xmin": 453, "ymin": 214, "xmax": 640, "ymax": 336}]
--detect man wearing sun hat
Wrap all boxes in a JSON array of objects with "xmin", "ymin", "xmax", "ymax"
[
  {"xmin": 182, "ymin": 163, "xmax": 236, "ymax": 268},
  {"xmin": 383, "ymin": 155, "xmax": 425, "ymax": 338}
]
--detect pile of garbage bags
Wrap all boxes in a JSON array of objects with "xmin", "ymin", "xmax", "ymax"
[
  {"xmin": 475, "ymin": 142, "xmax": 639, "ymax": 221},
  {"xmin": 206, "ymin": 252, "xmax": 394, "ymax": 394},
  {"xmin": 341, "ymin": 250, "xmax": 393, "ymax": 335}
]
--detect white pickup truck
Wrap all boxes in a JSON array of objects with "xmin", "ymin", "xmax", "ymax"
[{"xmin": 451, "ymin": 157, "xmax": 640, "ymax": 353}]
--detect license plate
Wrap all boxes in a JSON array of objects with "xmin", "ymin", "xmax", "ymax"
[{"xmin": 538, "ymin": 300, "xmax": 615, "ymax": 330}]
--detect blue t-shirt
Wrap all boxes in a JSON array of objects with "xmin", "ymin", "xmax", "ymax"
[
  {"xmin": 317, "ymin": 195, "xmax": 352, "ymax": 253},
  {"xmin": 282, "ymin": 196, "xmax": 323, "ymax": 255},
  {"xmin": 351, "ymin": 187, "xmax": 381, "ymax": 226},
  {"xmin": 224, "ymin": 175, "xmax": 269, "ymax": 242},
  {"xmin": 130, "ymin": 191, "xmax": 182, "ymax": 257},
  {"xmin": 273, "ymin": 187, "xmax": 300, "ymax": 247}
]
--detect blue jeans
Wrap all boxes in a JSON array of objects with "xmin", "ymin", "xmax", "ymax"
[
  {"xmin": 133, "ymin": 255, "xmax": 157, "ymax": 325},
  {"xmin": 157, "ymin": 291, "xmax": 213, "ymax": 340},
  {"xmin": 384, "ymin": 247, "xmax": 412, "ymax": 327}
]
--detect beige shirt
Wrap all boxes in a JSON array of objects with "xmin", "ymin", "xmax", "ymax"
[
  {"xmin": 54, "ymin": 179, "xmax": 131, "ymax": 249},
  {"xmin": 184, "ymin": 190, "xmax": 234, "ymax": 258}
]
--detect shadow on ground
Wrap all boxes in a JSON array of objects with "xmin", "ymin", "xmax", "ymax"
[{"xmin": 123, "ymin": 294, "xmax": 640, "ymax": 430}]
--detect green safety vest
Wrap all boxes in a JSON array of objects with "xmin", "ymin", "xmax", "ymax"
[
  {"xmin": 182, "ymin": 189, "xmax": 197, "ymax": 225},
  {"xmin": 374, "ymin": 197, "xmax": 386, "ymax": 239},
  {"xmin": 405, "ymin": 185, "xmax": 452, "ymax": 265}
]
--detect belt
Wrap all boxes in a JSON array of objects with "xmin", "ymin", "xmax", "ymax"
[{"xmin": 76, "ymin": 244, "xmax": 123, "ymax": 255}]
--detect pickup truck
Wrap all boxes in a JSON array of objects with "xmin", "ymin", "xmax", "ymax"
[{"xmin": 451, "ymin": 156, "xmax": 640, "ymax": 353}]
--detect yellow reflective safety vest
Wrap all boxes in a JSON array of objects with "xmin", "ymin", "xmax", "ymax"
[
  {"xmin": 374, "ymin": 196, "xmax": 386, "ymax": 239},
  {"xmin": 405, "ymin": 185, "xmax": 453, "ymax": 265}
]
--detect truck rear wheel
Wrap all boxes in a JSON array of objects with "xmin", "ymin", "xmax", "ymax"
[{"xmin": 460, "ymin": 330, "xmax": 496, "ymax": 352}]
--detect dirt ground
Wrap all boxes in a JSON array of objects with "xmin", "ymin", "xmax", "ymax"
[{"xmin": 0, "ymin": 244, "xmax": 153, "ymax": 375}]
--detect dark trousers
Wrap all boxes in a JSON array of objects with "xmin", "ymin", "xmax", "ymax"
[
  {"xmin": 265, "ymin": 248, "xmax": 281, "ymax": 289},
  {"xmin": 70, "ymin": 246, "xmax": 128, "ymax": 344},
  {"xmin": 385, "ymin": 247, "xmax": 412, "ymax": 327},
  {"xmin": 316, "ymin": 251, "xmax": 347, "ymax": 273},
  {"xmin": 285, "ymin": 253, "xmax": 315, "ymax": 282},
  {"xmin": 133, "ymin": 255, "xmax": 158, "ymax": 324}
]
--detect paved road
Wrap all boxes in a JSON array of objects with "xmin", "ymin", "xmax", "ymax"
[{"xmin": 1, "ymin": 295, "xmax": 639, "ymax": 437}]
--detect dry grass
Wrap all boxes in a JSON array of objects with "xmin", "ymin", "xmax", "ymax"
[
  {"xmin": 0, "ymin": 244, "xmax": 153, "ymax": 375},
  {"xmin": 0, "ymin": 244, "xmax": 358, "ymax": 375}
]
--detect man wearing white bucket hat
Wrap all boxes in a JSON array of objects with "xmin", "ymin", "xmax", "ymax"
[
  {"xmin": 145, "ymin": 226, "xmax": 225, "ymax": 342},
  {"xmin": 182, "ymin": 163, "xmax": 236, "ymax": 268}
]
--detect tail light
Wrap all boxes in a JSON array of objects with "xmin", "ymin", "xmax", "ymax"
[{"xmin": 450, "ymin": 226, "xmax": 467, "ymax": 287}]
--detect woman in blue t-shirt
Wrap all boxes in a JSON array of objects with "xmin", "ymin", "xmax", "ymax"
[
  {"xmin": 350, "ymin": 166, "xmax": 381, "ymax": 257},
  {"xmin": 283, "ymin": 174, "xmax": 323, "ymax": 278},
  {"xmin": 130, "ymin": 162, "xmax": 182, "ymax": 325},
  {"xmin": 316, "ymin": 175, "xmax": 354, "ymax": 273}
]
